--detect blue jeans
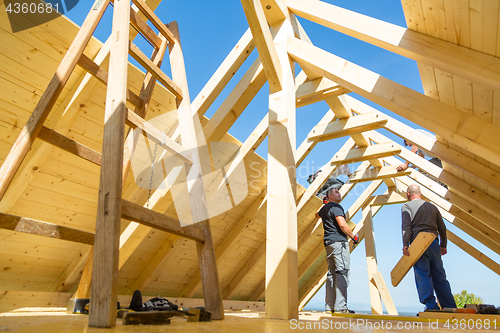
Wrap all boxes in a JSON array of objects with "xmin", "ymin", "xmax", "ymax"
[
  {"xmin": 413, "ymin": 239, "xmax": 456, "ymax": 310},
  {"xmin": 325, "ymin": 241, "xmax": 350, "ymax": 311}
]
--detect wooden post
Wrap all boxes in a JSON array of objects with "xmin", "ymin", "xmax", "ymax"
[
  {"xmin": 168, "ymin": 21, "xmax": 224, "ymax": 320},
  {"xmin": 88, "ymin": 0, "xmax": 130, "ymax": 327},
  {"xmin": 362, "ymin": 206, "xmax": 383, "ymax": 314},
  {"xmin": 265, "ymin": 19, "xmax": 298, "ymax": 320}
]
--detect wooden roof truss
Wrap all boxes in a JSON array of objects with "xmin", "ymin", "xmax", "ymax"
[{"xmin": 0, "ymin": 0, "xmax": 499, "ymax": 325}]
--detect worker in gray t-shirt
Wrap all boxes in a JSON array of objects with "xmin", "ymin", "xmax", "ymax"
[{"xmin": 401, "ymin": 184, "xmax": 456, "ymax": 311}]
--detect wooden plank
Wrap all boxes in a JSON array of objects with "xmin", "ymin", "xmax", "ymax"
[
  {"xmin": 241, "ymin": 0, "xmax": 283, "ymax": 92},
  {"xmin": 130, "ymin": 0, "xmax": 175, "ymax": 44},
  {"xmin": 308, "ymin": 113, "xmax": 387, "ymax": 142},
  {"xmin": 77, "ymin": 54, "xmax": 143, "ymax": 109},
  {"xmin": 330, "ymin": 142, "xmax": 400, "ymax": 165},
  {"xmin": 350, "ymin": 166, "xmax": 411, "ymax": 182},
  {"xmin": 0, "ymin": 0, "xmax": 110, "ymax": 201},
  {"xmin": 371, "ymin": 272, "xmax": 398, "ymax": 315},
  {"xmin": 288, "ymin": 36, "xmax": 500, "ymax": 166},
  {"xmin": 191, "ymin": 29, "xmax": 255, "ymax": 118},
  {"xmin": 363, "ymin": 207, "xmax": 382, "ymax": 314},
  {"xmin": 73, "ymin": 248, "xmax": 93, "ymax": 299},
  {"xmin": 265, "ymin": 20, "xmax": 297, "ymax": 320},
  {"xmin": 447, "ymin": 230, "xmax": 500, "ymax": 276},
  {"xmin": 129, "ymin": 42, "xmax": 183, "ymax": 99},
  {"xmin": 88, "ymin": 0, "xmax": 129, "ymax": 327},
  {"xmin": 0, "ymin": 212, "xmax": 94, "ymax": 245},
  {"xmin": 121, "ymin": 200, "xmax": 205, "ymax": 242},
  {"xmin": 295, "ymin": 77, "xmax": 349, "ymax": 107},
  {"xmin": 260, "ymin": 0, "xmax": 288, "ymax": 25},
  {"xmin": 391, "ymin": 232, "xmax": 436, "ymax": 287},
  {"xmin": 287, "ymin": 0, "xmax": 500, "ymax": 92},
  {"xmin": 418, "ymin": 311, "xmax": 500, "ymax": 322},
  {"xmin": 37, "ymin": 126, "xmax": 101, "ymax": 166},
  {"xmin": 129, "ymin": 8, "xmax": 162, "ymax": 49},
  {"xmin": 168, "ymin": 21, "xmax": 224, "ymax": 321},
  {"xmin": 350, "ymin": 97, "xmax": 500, "ymax": 193},
  {"xmin": 125, "ymin": 109, "xmax": 192, "ymax": 165},
  {"xmin": 370, "ymin": 192, "xmax": 407, "ymax": 206}
]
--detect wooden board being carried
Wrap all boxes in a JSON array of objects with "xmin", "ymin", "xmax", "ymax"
[{"xmin": 391, "ymin": 232, "xmax": 436, "ymax": 287}]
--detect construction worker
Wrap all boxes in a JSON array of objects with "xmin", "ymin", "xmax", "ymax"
[
  {"xmin": 308, "ymin": 164, "xmax": 351, "ymax": 203},
  {"xmin": 402, "ymin": 184, "xmax": 456, "ymax": 311},
  {"xmin": 315, "ymin": 187, "xmax": 359, "ymax": 314},
  {"xmin": 396, "ymin": 129, "xmax": 446, "ymax": 188}
]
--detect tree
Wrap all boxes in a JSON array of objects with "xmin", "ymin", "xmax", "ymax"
[{"xmin": 453, "ymin": 290, "xmax": 483, "ymax": 308}]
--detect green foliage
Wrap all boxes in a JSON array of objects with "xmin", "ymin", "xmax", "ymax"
[{"xmin": 453, "ymin": 290, "xmax": 483, "ymax": 308}]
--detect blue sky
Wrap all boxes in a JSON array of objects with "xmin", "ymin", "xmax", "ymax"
[{"xmin": 63, "ymin": 0, "xmax": 500, "ymax": 312}]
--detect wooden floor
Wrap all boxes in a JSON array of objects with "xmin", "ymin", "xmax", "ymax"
[{"xmin": 0, "ymin": 309, "xmax": 498, "ymax": 332}]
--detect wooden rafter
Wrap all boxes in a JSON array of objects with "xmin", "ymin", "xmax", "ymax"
[
  {"xmin": 286, "ymin": 0, "xmax": 500, "ymax": 92},
  {"xmin": 288, "ymin": 37, "xmax": 500, "ymax": 166},
  {"xmin": 241, "ymin": 0, "xmax": 283, "ymax": 92}
]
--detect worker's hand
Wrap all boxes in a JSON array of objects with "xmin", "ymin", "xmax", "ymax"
[
  {"xmin": 441, "ymin": 247, "xmax": 447, "ymax": 256},
  {"xmin": 403, "ymin": 246, "xmax": 410, "ymax": 256},
  {"xmin": 396, "ymin": 164, "xmax": 408, "ymax": 172},
  {"xmin": 352, "ymin": 235, "xmax": 360, "ymax": 245}
]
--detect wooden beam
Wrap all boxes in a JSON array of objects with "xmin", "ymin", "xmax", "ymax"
[
  {"xmin": 191, "ymin": 29, "xmax": 255, "ymax": 118},
  {"xmin": 371, "ymin": 272, "xmax": 398, "ymax": 315},
  {"xmin": 260, "ymin": 0, "xmax": 288, "ymax": 25},
  {"xmin": 447, "ymin": 230, "xmax": 500, "ymax": 276},
  {"xmin": 129, "ymin": 8, "xmax": 162, "ymax": 48},
  {"xmin": 130, "ymin": 0, "xmax": 175, "ymax": 44},
  {"xmin": 288, "ymin": 37, "xmax": 500, "ymax": 166},
  {"xmin": 363, "ymin": 207, "xmax": 382, "ymax": 314},
  {"xmin": 350, "ymin": 97, "xmax": 500, "ymax": 193},
  {"xmin": 168, "ymin": 21, "xmax": 224, "ymax": 320},
  {"xmin": 88, "ymin": 0, "xmax": 129, "ymax": 327},
  {"xmin": 350, "ymin": 166, "xmax": 411, "ymax": 182},
  {"xmin": 265, "ymin": 20, "xmax": 297, "ymax": 319},
  {"xmin": 296, "ymin": 77, "xmax": 349, "ymax": 107},
  {"xmin": 125, "ymin": 109, "xmax": 192, "ymax": 165},
  {"xmin": 286, "ymin": 0, "xmax": 500, "ymax": 92},
  {"xmin": 330, "ymin": 142, "xmax": 400, "ymax": 165},
  {"xmin": 120, "ymin": 200, "xmax": 205, "ymax": 242},
  {"xmin": 0, "ymin": 0, "xmax": 110, "ymax": 201},
  {"xmin": 0, "ymin": 212, "xmax": 94, "ymax": 245},
  {"xmin": 391, "ymin": 232, "xmax": 436, "ymax": 287},
  {"xmin": 241, "ymin": 0, "xmax": 283, "ymax": 92},
  {"xmin": 77, "ymin": 54, "xmax": 143, "ymax": 109},
  {"xmin": 129, "ymin": 42, "xmax": 183, "ymax": 99},
  {"xmin": 366, "ymin": 129, "xmax": 500, "ymax": 220},
  {"xmin": 307, "ymin": 113, "xmax": 387, "ymax": 142},
  {"xmin": 370, "ymin": 192, "xmax": 407, "ymax": 206},
  {"xmin": 37, "ymin": 126, "xmax": 101, "ymax": 166}
]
